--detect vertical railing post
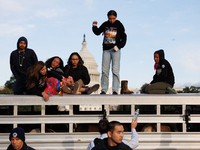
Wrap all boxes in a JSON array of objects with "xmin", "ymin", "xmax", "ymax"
[
  {"xmin": 69, "ymin": 105, "xmax": 73, "ymax": 115},
  {"xmin": 104, "ymin": 105, "xmax": 110, "ymax": 116},
  {"xmin": 131, "ymin": 104, "xmax": 135, "ymax": 115},
  {"xmin": 13, "ymin": 105, "xmax": 18, "ymax": 128},
  {"xmin": 182, "ymin": 104, "xmax": 186, "ymax": 132},
  {"xmin": 41, "ymin": 105, "xmax": 45, "ymax": 133},
  {"xmin": 41, "ymin": 105, "xmax": 45, "ymax": 116},
  {"xmin": 157, "ymin": 104, "xmax": 161, "ymax": 132},
  {"xmin": 41, "ymin": 124, "xmax": 45, "ymax": 133},
  {"xmin": 69, "ymin": 105, "xmax": 73, "ymax": 133}
]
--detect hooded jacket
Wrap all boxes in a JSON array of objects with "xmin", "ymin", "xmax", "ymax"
[
  {"xmin": 92, "ymin": 138, "xmax": 132, "ymax": 150},
  {"xmin": 92, "ymin": 20, "xmax": 127, "ymax": 50},
  {"xmin": 10, "ymin": 37, "xmax": 38, "ymax": 79},
  {"xmin": 150, "ymin": 49, "xmax": 175, "ymax": 87}
]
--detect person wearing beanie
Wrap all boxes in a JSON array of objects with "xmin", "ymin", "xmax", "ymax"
[
  {"xmin": 10, "ymin": 36, "xmax": 38, "ymax": 94},
  {"xmin": 7, "ymin": 127, "xmax": 35, "ymax": 150}
]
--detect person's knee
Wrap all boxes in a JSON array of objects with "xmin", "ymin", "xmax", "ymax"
[
  {"xmin": 112, "ymin": 67, "xmax": 119, "ymax": 75},
  {"xmin": 141, "ymin": 83, "xmax": 149, "ymax": 93},
  {"xmin": 145, "ymin": 88, "xmax": 150, "ymax": 94},
  {"xmin": 145, "ymin": 85, "xmax": 152, "ymax": 94},
  {"xmin": 102, "ymin": 66, "xmax": 110, "ymax": 74}
]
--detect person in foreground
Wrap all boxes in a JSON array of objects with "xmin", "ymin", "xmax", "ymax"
[
  {"xmin": 64, "ymin": 52, "xmax": 99, "ymax": 94},
  {"xmin": 7, "ymin": 127, "xmax": 35, "ymax": 150},
  {"xmin": 87, "ymin": 118, "xmax": 138, "ymax": 150},
  {"xmin": 91, "ymin": 120, "xmax": 138, "ymax": 150},
  {"xmin": 92, "ymin": 10, "xmax": 127, "ymax": 95},
  {"xmin": 144, "ymin": 49, "xmax": 176, "ymax": 94},
  {"xmin": 10, "ymin": 36, "xmax": 38, "ymax": 94}
]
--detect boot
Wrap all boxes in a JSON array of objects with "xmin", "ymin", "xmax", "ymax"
[
  {"xmin": 120, "ymin": 80, "xmax": 133, "ymax": 94},
  {"xmin": 62, "ymin": 86, "xmax": 72, "ymax": 94},
  {"xmin": 72, "ymin": 79, "xmax": 83, "ymax": 94}
]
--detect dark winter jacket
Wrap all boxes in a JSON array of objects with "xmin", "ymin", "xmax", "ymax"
[
  {"xmin": 10, "ymin": 37, "xmax": 38, "ymax": 79},
  {"xmin": 46, "ymin": 64, "xmax": 68, "ymax": 81},
  {"xmin": 7, "ymin": 142, "xmax": 35, "ymax": 150},
  {"xmin": 150, "ymin": 50, "xmax": 175, "ymax": 87},
  {"xmin": 64, "ymin": 65, "xmax": 90, "ymax": 85},
  {"xmin": 92, "ymin": 20, "xmax": 126, "ymax": 50},
  {"xmin": 92, "ymin": 138, "xmax": 132, "ymax": 150},
  {"xmin": 29, "ymin": 76, "xmax": 47, "ymax": 96}
]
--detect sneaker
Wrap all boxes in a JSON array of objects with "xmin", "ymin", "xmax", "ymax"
[
  {"xmin": 86, "ymin": 84, "xmax": 100, "ymax": 94},
  {"xmin": 62, "ymin": 86, "xmax": 72, "ymax": 94},
  {"xmin": 72, "ymin": 81, "xmax": 80, "ymax": 94},
  {"xmin": 166, "ymin": 86, "xmax": 177, "ymax": 94},
  {"xmin": 100, "ymin": 91, "xmax": 106, "ymax": 95},
  {"xmin": 113, "ymin": 91, "xmax": 118, "ymax": 95}
]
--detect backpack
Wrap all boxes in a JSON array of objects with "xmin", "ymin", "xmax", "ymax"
[{"xmin": 94, "ymin": 138, "xmax": 102, "ymax": 146}]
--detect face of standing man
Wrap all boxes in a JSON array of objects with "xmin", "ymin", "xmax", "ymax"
[
  {"xmin": 11, "ymin": 137, "xmax": 24, "ymax": 150},
  {"xmin": 18, "ymin": 41, "xmax": 26, "ymax": 51},
  {"xmin": 107, "ymin": 125, "xmax": 124, "ymax": 146}
]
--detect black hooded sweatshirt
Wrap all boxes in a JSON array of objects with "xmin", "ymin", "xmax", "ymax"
[
  {"xmin": 92, "ymin": 20, "xmax": 127, "ymax": 50},
  {"xmin": 10, "ymin": 37, "xmax": 38, "ymax": 79},
  {"xmin": 92, "ymin": 138, "xmax": 132, "ymax": 150},
  {"xmin": 150, "ymin": 50, "xmax": 175, "ymax": 87}
]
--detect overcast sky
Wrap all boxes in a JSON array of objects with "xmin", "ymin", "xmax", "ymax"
[{"xmin": 0, "ymin": 0, "xmax": 200, "ymax": 89}]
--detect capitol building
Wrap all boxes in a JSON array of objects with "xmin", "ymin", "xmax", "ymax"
[
  {"xmin": 79, "ymin": 35, "xmax": 100, "ymax": 90},
  {"xmin": 77, "ymin": 35, "xmax": 102, "ymax": 111}
]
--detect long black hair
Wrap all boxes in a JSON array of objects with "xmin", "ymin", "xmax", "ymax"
[
  {"xmin": 45, "ymin": 56, "xmax": 64, "ymax": 70},
  {"xmin": 65, "ymin": 52, "xmax": 84, "ymax": 75}
]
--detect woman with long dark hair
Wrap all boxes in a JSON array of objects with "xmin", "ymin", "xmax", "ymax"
[
  {"xmin": 64, "ymin": 52, "xmax": 99, "ymax": 94},
  {"xmin": 27, "ymin": 61, "xmax": 72, "ymax": 101}
]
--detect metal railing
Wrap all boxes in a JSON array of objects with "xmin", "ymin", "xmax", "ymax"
[{"xmin": 0, "ymin": 94, "xmax": 200, "ymax": 149}]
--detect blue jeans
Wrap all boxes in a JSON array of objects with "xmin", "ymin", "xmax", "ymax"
[
  {"xmin": 101, "ymin": 48, "xmax": 121, "ymax": 93},
  {"xmin": 14, "ymin": 77, "xmax": 27, "ymax": 95}
]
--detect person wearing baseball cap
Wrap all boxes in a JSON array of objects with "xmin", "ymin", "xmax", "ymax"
[{"xmin": 7, "ymin": 127, "xmax": 35, "ymax": 150}]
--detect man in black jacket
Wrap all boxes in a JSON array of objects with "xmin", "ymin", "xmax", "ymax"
[
  {"xmin": 92, "ymin": 121, "xmax": 132, "ymax": 150},
  {"xmin": 10, "ymin": 36, "xmax": 38, "ymax": 94},
  {"xmin": 7, "ymin": 127, "xmax": 35, "ymax": 150}
]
